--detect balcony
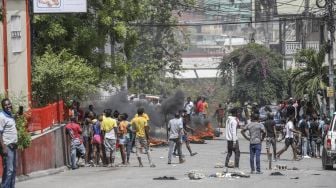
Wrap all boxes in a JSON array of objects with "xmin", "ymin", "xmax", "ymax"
[{"xmin": 285, "ymin": 41, "xmax": 320, "ymax": 55}]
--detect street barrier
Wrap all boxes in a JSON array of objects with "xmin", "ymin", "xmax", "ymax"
[{"xmin": 27, "ymin": 100, "xmax": 65, "ymax": 132}]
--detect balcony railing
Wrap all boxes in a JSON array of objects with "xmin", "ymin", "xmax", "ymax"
[{"xmin": 285, "ymin": 41, "xmax": 320, "ymax": 55}]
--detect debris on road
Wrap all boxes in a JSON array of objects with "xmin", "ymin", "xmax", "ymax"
[
  {"xmin": 187, "ymin": 170, "xmax": 206, "ymax": 180},
  {"xmin": 209, "ymin": 171, "xmax": 250, "ymax": 178},
  {"xmin": 231, "ymin": 171, "xmax": 250, "ymax": 178},
  {"xmin": 290, "ymin": 177, "xmax": 299, "ymax": 179},
  {"xmin": 153, "ymin": 176, "xmax": 178, "ymax": 180},
  {"xmin": 275, "ymin": 164, "xmax": 287, "ymax": 170},
  {"xmin": 270, "ymin": 172, "xmax": 285, "ymax": 176}
]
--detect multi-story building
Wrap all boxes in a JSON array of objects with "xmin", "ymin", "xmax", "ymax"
[{"xmin": 177, "ymin": 0, "xmax": 252, "ymax": 78}]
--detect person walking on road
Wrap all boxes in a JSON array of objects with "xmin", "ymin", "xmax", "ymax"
[
  {"xmin": 167, "ymin": 112, "xmax": 185, "ymax": 164},
  {"xmin": 241, "ymin": 113, "xmax": 266, "ymax": 174},
  {"xmin": 173, "ymin": 110, "xmax": 197, "ymax": 157},
  {"xmin": 276, "ymin": 115, "xmax": 301, "ymax": 160},
  {"xmin": 224, "ymin": 108, "xmax": 240, "ymax": 172},
  {"xmin": 65, "ymin": 117, "xmax": 86, "ymax": 170},
  {"xmin": 0, "ymin": 98, "xmax": 18, "ymax": 188},
  {"xmin": 264, "ymin": 113, "xmax": 277, "ymax": 161},
  {"xmin": 131, "ymin": 108, "xmax": 156, "ymax": 167}
]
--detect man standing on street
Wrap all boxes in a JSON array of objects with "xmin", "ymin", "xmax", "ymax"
[
  {"xmin": 0, "ymin": 98, "xmax": 18, "ymax": 188},
  {"xmin": 131, "ymin": 108, "xmax": 156, "ymax": 167},
  {"xmin": 184, "ymin": 97, "xmax": 194, "ymax": 123},
  {"xmin": 299, "ymin": 115, "xmax": 310, "ymax": 158},
  {"xmin": 65, "ymin": 117, "xmax": 86, "ymax": 170},
  {"xmin": 241, "ymin": 113, "xmax": 266, "ymax": 174},
  {"xmin": 101, "ymin": 109, "xmax": 118, "ymax": 167},
  {"xmin": 167, "ymin": 112, "xmax": 185, "ymax": 164},
  {"xmin": 264, "ymin": 113, "xmax": 277, "ymax": 161},
  {"xmin": 224, "ymin": 108, "xmax": 240, "ymax": 172}
]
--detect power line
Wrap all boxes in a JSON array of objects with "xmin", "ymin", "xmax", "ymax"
[
  {"xmin": 130, "ymin": 16, "xmax": 322, "ymax": 27},
  {"xmin": 179, "ymin": 0, "xmax": 320, "ymax": 17}
]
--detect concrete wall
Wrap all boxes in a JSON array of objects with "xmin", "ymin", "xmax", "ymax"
[
  {"xmin": 0, "ymin": 0, "xmax": 30, "ymax": 107},
  {"xmin": 7, "ymin": 0, "xmax": 29, "ymax": 106},
  {"xmin": 0, "ymin": 125, "xmax": 69, "ymax": 176}
]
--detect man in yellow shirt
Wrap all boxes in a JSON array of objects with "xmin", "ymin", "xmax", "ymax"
[
  {"xmin": 134, "ymin": 112, "xmax": 150, "ymax": 121},
  {"xmin": 101, "ymin": 109, "xmax": 118, "ymax": 167},
  {"xmin": 131, "ymin": 108, "xmax": 155, "ymax": 167}
]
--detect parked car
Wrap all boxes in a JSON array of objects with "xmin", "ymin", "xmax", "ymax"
[{"xmin": 322, "ymin": 112, "xmax": 336, "ymax": 170}]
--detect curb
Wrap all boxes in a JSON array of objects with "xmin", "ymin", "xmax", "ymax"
[{"xmin": 16, "ymin": 166, "xmax": 68, "ymax": 182}]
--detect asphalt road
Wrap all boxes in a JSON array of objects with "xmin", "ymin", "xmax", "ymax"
[{"xmin": 17, "ymin": 129, "xmax": 336, "ymax": 188}]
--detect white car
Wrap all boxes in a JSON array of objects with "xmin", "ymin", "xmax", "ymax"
[{"xmin": 322, "ymin": 112, "xmax": 336, "ymax": 170}]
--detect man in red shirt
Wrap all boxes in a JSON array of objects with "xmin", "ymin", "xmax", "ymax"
[
  {"xmin": 196, "ymin": 97, "xmax": 204, "ymax": 116},
  {"xmin": 65, "ymin": 117, "xmax": 86, "ymax": 170}
]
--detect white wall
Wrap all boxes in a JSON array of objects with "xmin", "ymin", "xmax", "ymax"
[{"xmin": 3, "ymin": 0, "xmax": 29, "ymax": 107}]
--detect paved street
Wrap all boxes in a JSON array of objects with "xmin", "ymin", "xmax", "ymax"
[{"xmin": 17, "ymin": 130, "xmax": 336, "ymax": 188}]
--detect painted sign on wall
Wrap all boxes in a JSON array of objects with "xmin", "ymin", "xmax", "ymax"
[{"xmin": 33, "ymin": 0, "xmax": 87, "ymax": 13}]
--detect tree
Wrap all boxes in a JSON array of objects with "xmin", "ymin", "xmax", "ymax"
[
  {"xmin": 32, "ymin": 0, "xmax": 195, "ymax": 99},
  {"xmin": 291, "ymin": 47, "xmax": 328, "ymax": 110},
  {"xmin": 126, "ymin": 0, "xmax": 194, "ymax": 94},
  {"xmin": 32, "ymin": 47, "xmax": 98, "ymax": 106},
  {"xmin": 218, "ymin": 43, "xmax": 287, "ymax": 105}
]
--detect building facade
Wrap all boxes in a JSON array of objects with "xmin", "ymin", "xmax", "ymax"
[{"xmin": 0, "ymin": 0, "xmax": 31, "ymax": 107}]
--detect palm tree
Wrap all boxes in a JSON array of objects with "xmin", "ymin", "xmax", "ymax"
[{"xmin": 291, "ymin": 47, "xmax": 328, "ymax": 111}]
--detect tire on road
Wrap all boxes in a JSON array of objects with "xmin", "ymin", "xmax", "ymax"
[{"xmin": 322, "ymin": 148, "xmax": 334, "ymax": 170}]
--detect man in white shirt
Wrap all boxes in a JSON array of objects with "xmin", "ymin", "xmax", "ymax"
[
  {"xmin": 184, "ymin": 97, "xmax": 194, "ymax": 122},
  {"xmin": 276, "ymin": 115, "xmax": 301, "ymax": 160},
  {"xmin": 167, "ymin": 112, "xmax": 185, "ymax": 164},
  {"xmin": 0, "ymin": 98, "xmax": 18, "ymax": 188},
  {"xmin": 224, "ymin": 108, "xmax": 240, "ymax": 172}
]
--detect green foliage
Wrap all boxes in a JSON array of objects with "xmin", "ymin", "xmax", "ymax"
[
  {"xmin": 291, "ymin": 47, "xmax": 329, "ymax": 110},
  {"xmin": 16, "ymin": 116, "xmax": 31, "ymax": 150},
  {"xmin": 219, "ymin": 43, "xmax": 287, "ymax": 105},
  {"xmin": 126, "ymin": 0, "xmax": 193, "ymax": 93},
  {"xmin": 32, "ymin": 0, "xmax": 195, "ymax": 98},
  {"xmin": 32, "ymin": 47, "xmax": 98, "ymax": 106}
]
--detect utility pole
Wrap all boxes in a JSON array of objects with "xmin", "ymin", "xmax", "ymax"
[
  {"xmin": 325, "ymin": 0, "xmax": 335, "ymax": 116},
  {"xmin": 302, "ymin": 0, "xmax": 309, "ymax": 49}
]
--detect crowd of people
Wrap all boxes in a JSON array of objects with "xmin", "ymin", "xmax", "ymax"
[
  {"xmin": 223, "ymin": 98, "xmax": 331, "ymax": 174},
  {"xmin": 66, "ymin": 102, "xmax": 157, "ymax": 169},
  {"xmin": 66, "ymin": 98, "xmax": 201, "ymax": 169}
]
